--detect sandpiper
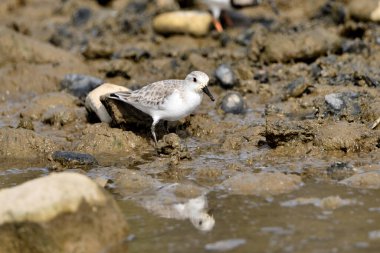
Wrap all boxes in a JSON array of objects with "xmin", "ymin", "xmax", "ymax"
[
  {"xmin": 108, "ymin": 71, "xmax": 215, "ymax": 145},
  {"xmin": 200, "ymin": 0, "xmax": 278, "ymax": 32}
]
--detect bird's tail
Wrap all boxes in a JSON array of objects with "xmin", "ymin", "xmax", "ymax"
[{"xmin": 108, "ymin": 91, "xmax": 132, "ymax": 102}]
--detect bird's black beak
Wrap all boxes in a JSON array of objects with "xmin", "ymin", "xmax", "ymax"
[{"xmin": 202, "ymin": 86, "xmax": 215, "ymax": 101}]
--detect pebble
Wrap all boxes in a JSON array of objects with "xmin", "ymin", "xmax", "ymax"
[
  {"xmin": 205, "ymin": 239, "xmax": 246, "ymax": 251},
  {"xmin": 51, "ymin": 151, "xmax": 98, "ymax": 170},
  {"xmin": 85, "ymin": 83, "xmax": 130, "ymax": 123},
  {"xmin": 283, "ymin": 77, "xmax": 309, "ymax": 100},
  {"xmin": 153, "ymin": 11, "xmax": 212, "ymax": 37},
  {"xmin": 220, "ymin": 92, "xmax": 245, "ymax": 114},
  {"xmin": 72, "ymin": 8, "xmax": 92, "ymax": 26},
  {"xmin": 61, "ymin": 74, "xmax": 104, "ymax": 100},
  {"xmin": 339, "ymin": 171, "xmax": 380, "ymax": 189},
  {"xmin": 215, "ymin": 64, "xmax": 236, "ymax": 89},
  {"xmin": 325, "ymin": 93, "xmax": 345, "ymax": 111},
  {"xmin": 326, "ymin": 162, "xmax": 355, "ymax": 180}
]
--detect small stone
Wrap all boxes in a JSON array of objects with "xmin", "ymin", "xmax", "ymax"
[
  {"xmin": 326, "ymin": 162, "xmax": 355, "ymax": 180},
  {"xmin": 72, "ymin": 7, "xmax": 92, "ymax": 26},
  {"xmin": 283, "ymin": 77, "xmax": 309, "ymax": 100},
  {"xmin": 96, "ymin": 0, "xmax": 113, "ymax": 6},
  {"xmin": 215, "ymin": 64, "xmax": 236, "ymax": 89},
  {"xmin": 153, "ymin": 11, "xmax": 212, "ymax": 37},
  {"xmin": 220, "ymin": 92, "xmax": 245, "ymax": 114},
  {"xmin": 17, "ymin": 118, "xmax": 34, "ymax": 130},
  {"xmin": 85, "ymin": 83, "xmax": 130, "ymax": 123},
  {"xmin": 205, "ymin": 239, "xmax": 246, "ymax": 251},
  {"xmin": 61, "ymin": 74, "xmax": 104, "ymax": 100},
  {"xmin": 51, "ymin": 151, "xmax": 98, "ymax": 170},
  {"xmin": 325, "ymin": 93, "xmax": 345, "ymax": 111}
]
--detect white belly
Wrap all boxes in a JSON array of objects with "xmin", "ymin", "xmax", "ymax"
[{"xmin": 155, "ymin": 90, "xmax": 203, "ymax": 121}]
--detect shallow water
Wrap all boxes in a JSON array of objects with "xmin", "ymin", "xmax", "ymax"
[{"xmin": 120, "ymin": 181, "xmax": 380, "ymax": 253}]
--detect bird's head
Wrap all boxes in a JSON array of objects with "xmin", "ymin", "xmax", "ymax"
[{"xmin": 185, "ymin": 71, "xmax": 215, "ymax": 101}]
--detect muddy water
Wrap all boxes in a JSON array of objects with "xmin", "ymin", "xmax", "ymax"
[{"xmin": 123, "ymin": 182, "xmax": 380, "ymax": 253}]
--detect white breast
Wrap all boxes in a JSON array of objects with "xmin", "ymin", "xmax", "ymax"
[{"xmin": 155, "ymin": 89, "xmax": 203, "ymax": 121}]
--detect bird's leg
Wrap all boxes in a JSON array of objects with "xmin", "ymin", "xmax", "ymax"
[
  {"xmin": 222, "ymin": 12, "xmax": 234, "ymax": 27},
  {"xmin": 151, "ymin": 120, "xmax": 158, "ymax": 146},
  {"xmin": 212, "ymin": 17, "xmax": 223, "ymax": 33}
]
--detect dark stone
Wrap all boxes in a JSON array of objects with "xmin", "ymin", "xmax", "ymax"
[
  {"xmin": 72, "ymin": 8, "xmax": 92, "ymax": 26},
  {"xmin": 283, "ymin": 77, "xmax": 310, "ymax": 100},
  {"xmin": 253, "ymin": 69, "xmax": 269, "ymax": 83},
  {"xmin": 215, "ymin": 64, "xmax": 236, "ymax": 89},
  {"xmin": 326, "ymin": 162, "xmax": 355, "ymax": 181},
  {"xmin": 113, "ymin": 47, "xmax": 150, "ymax": 62},
  {"xmin": 50, "ymin": 151, "xmax": 98, "ymax": 170},
  {"xmin": 18, "ymin": 118, "xmax": 34, "ymax": 130},
  {"xmin": 220, "ymin": 92, "xmax": 245, "ymax": 114},
  {"xmin": 60, "ymin": 74, "xmax": 103, "ymax": 100},
  {"xmin": 96, "ymin": 0, "xmax": 113, "ymax": 6},
  {"xmin": 341, "ymin": 39, "xmax": 368, "ymax": 54}
]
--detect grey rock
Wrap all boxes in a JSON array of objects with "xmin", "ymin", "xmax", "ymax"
[
  {"xmin": 220, "ymin": 92, "xmax": 245, "ymax": 114},
  {"xmin": 50, "ymin": 151, "xmax": 98, "ymax": 170},
  {"xmin": 326, "ymin": 162, "xmax": 355, "ymax": 181},
  {"xmin": 72, "ymin": 7, "xmax": 92, "ymax": 26},
  {"xmin": 215, "ymin": 64, "xmax": 236, "ymax": 89},
  {"xmin": 283, "ymin": 77, "xmax": 310, "ymax": 100},
  {"xmin": 61, "ymin": 74, "xmax": 103, "ymax": 100},
  {"xmin": 325, "ymin": 93, "xmax": 345, "ymax": 111}
]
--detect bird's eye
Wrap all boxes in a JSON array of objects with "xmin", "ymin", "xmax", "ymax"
[
  {"xmin": 193, "ymin": 77, "xmax": 197, "ymax": 82},
  {"xmin": 199, "ymin": 220, "xmax": 203, "ymax": 226}
]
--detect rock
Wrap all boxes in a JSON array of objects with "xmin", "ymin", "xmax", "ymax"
[
  {"xmin": 100, "ymin": 94, "xmax": 152, "ymax": 127},
  {"xmin": 20, "ymin": 92, "xmax": 86, "ymax": 126},
  {"xmin": 153, "ymin": 11, "xmax": 213, "ymax": 37},
  {"xmin": 265, "ymin": 117, "xmax": 315, "ymax": 148},
  {"xmin": 320, "ymin": 92, "xmax": 362, "ymax": 121},
  {"xmin": 325, "ymin": 93, "xmax": 345, "ymax": 110},
  {"xmin": 339, "ymin": 171, "xmax": 380, "ymax": 189},
  {"xmin": 0, "ymin": 173, "xmax": 128, "ymax": 253},
  {"xmin": 17, "ymin": 118, "xmax": 34, "ymax": 130},
  {"xmin": 50, "ymin": 151, "xmax": 98, "ymax": 170},
  {"xmin": 371, "ymin": 0, "xmax": 380, "ymax": 21},
  {"xmin": 326, "ymin": 162, "xmax": 355, "ymax": 180},
  {"xmin": 205, "ymin": 239, "xmax": 246, "ymax": 251},
  {"xmin": 314, "ymin": 121, "xmax": 378, "ymax": 152},
  {"xmin": 61, "ymin": 74, "xmax": 104, "ymax": 100},
  {"xmin": 0, "ymin": 127, "xmax": 59, "ymax": 161},
  {"xmin": 220, "ymin": 92, "xmax": 245, "ymax": 114},
  {"xmin": 114, "ymin": 168, "xmax": 161, "ymax": 195},
  {"xmin": 348, "ymin": 0, "xmax": 377, "ymax": 21},
  {"xmin": 74, "ymin": 123, "xmax": 148, "ymax": 156},
  {"xmin": 96, "ymin": 0, "xmax": 113, "ymax": 6},
  {"xmin": 282, "ymin": 77, "xmax": 310, "ymax": 100},
  {"xmin": 221, "ymin": 172, "xmax": 302, "ymax": 196},
  {"xmin": 214, "ymin": 64, "xmax": 237, "ymax": 89},
  {"xmin": 156, "ymin": 133, "xmax": 181, "ymax": 154},
  {"xmin": 72, "ymin": 7, "xmax": 92, "ymax": 26},
  {"xmin": 85, "ymin": 83, "xmax": 130, "ymax": 123},
  {"xmin": 0, "ymin": 26, "xmax": 86, "ymax": 66},
  {"xmin": 259, "ymin": 28, "xmax": 341, "ymax": 63},
  {"xmin": 0, "ymin": 27, "xmax": 89, "ymax": 98}
]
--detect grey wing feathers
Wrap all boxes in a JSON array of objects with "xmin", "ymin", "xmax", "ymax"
[{"xmin": 109, "ymin": 80, "xmax": 182, "ymax": 109}]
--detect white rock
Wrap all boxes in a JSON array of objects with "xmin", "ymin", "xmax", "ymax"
[
  {"xmin": 0, "ymin": 173, "xmax": 106, "ymax": 224},
  {"xmin": 153, "ymin": 11, "xmax": 213, "ymax": 37},
  {"xmin": 371, "ymin": 1, "xmax": 380, "ymax": 21},
  {"xmin": 85, "ymin": 83, "xmax": 130, "ymax": 123}
]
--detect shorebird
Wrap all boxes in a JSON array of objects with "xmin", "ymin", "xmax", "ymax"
[
  {"xmin": 199, "ymin": 0, "xmax": 278, "ymax": 32},
  {"xmin": 108, "ymin": 71, "xmax": 215, "ymax": 145}
]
